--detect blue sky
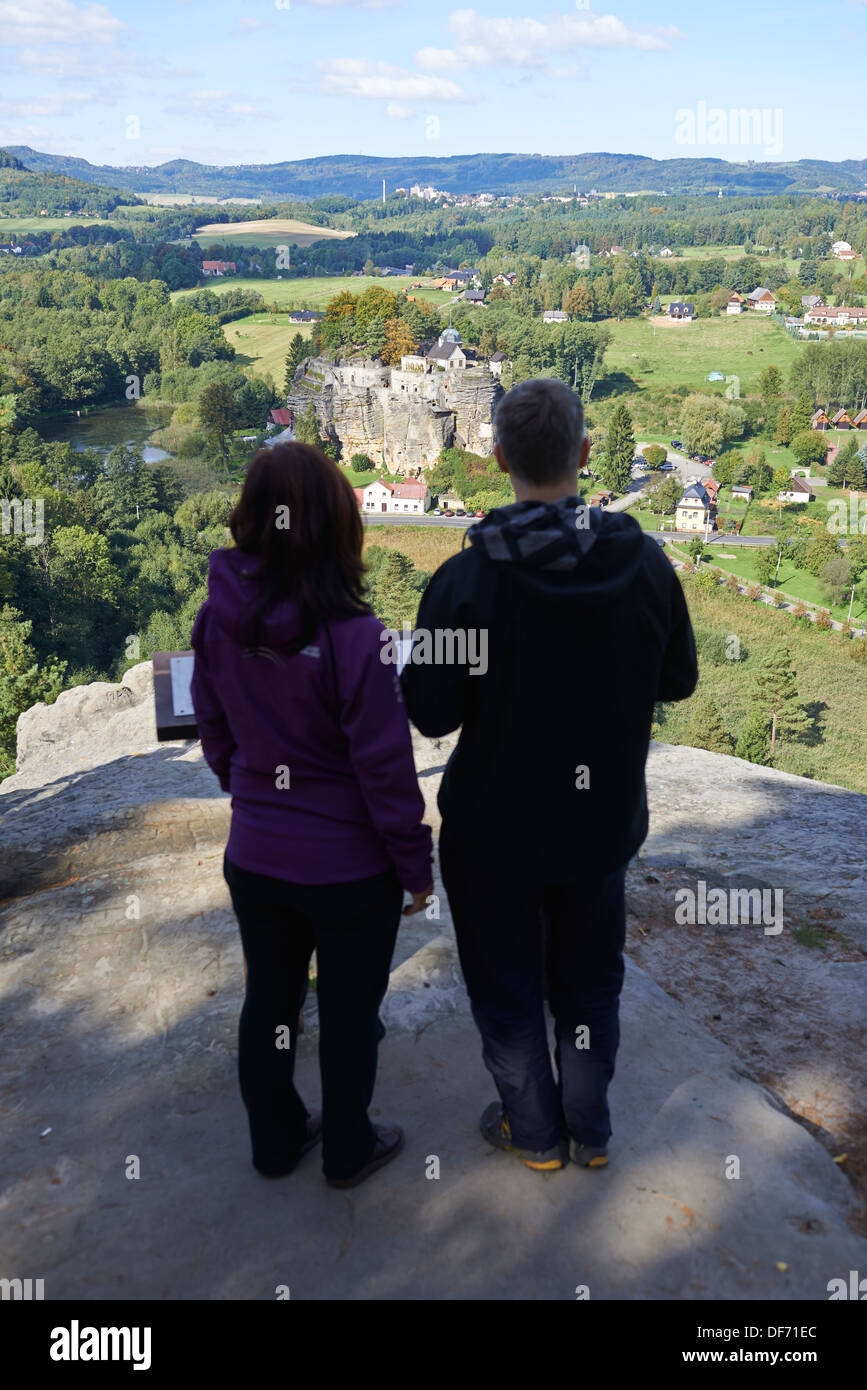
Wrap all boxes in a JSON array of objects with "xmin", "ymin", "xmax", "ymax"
[{"xmin": 0, "ymin": 0, "xmax": 865, "ymax": 171}]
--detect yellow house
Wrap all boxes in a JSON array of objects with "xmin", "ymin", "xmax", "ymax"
[{"xmin": 675, "ymin": 483, "xmax": 715, "ymax": 532}]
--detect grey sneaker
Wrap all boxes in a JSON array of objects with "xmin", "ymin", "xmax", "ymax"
[
  {"xmin": 569, "ymin": 1138, "xmax": 609, "ymax": 1168},
  {"xmin": 481, "ymin": 1102, "xmax": 567, "ymax": 1171}
]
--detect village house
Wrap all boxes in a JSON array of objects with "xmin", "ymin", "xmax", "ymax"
[
  {"xmin": 360, "ymin": 480, "xmax": 430, "ymax": 515},
  {"xmin": 658, "ymin": 247, "xmax": 674, "ymax": 257},
  {"xmin": 801, "ymin": 294, "xmax": 824, "ymax": 310},
  {"xmin": 267, "ymin": 408, "xmax": 294, "ymax": 431},
  {"xmin": 488, "ymin": 351, "xmax": 507, "ymax": 377},
  {"xmin": 464, "ymin": 288, "xmax": 486, "ymax": 306},
  {"xmin": 288, "ymin": 310, "xmax": 320, "ymax": 324},
  {"xmin": 831, "ymin": 409, "xmax": 853, "ymax": 429},
  {"xmin": 542, "ymin": 310, "xmax": 569, "ymax": 323},
  {"xmin": 493, "ymin": 272, "xmax": 516, "ymax": 286},
  {"xmin": 668, "ymin": 301, "xmax": 695, "ymax": 320},
  {"xmin": 731, "ymin": 484, "xmax": 754, "ymax": 501},
  {"xmin": 675, "ymin": 482, "xmax": 716, "ymax": 532},
  {"xmin": 201, "ymin": 260, "xmax": 236, "ymax": 277},
  {"xmin": 726, "ymin": 292, "xmax": 744, "ymax": 315},
  {"xmin": 427, "ymin": 325, "xmax": 468, "ymax": 370},
  {"xmin": 804, "ymin": 305, "xmax": 867, "ymax": 327},
  {"xmin": 811, "ymin": 408, "xmax": 831, "ymax": 430},
  {"xmin": 853, "ymin": 409, "xmax": 867, "ymax": 429},
  {"xmin": 746, "ymin": 287, "xmax": 776, "ymax": 313},
  {"xmin": 832, "ymin": 240, "xmax": 859, "ymax": 261},
  {"xmin": 778, "ymin": 474, "xmax": 814, "ymax": 503}
]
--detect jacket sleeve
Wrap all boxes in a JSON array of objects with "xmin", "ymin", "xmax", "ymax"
[
  {"xmin": 190, "ymin": 607, "xmax": 236, "ymax": 793},
  {"xmin": 340, "ymin": 623, "xmax": 433, "ymax": 893},
  {"xmin": 656, "ymin": 567, "xmax": 699, "ymax": 703},
  {"xmin": 400, "ymin": 566, "xmax": 468, "ymax": 737}
]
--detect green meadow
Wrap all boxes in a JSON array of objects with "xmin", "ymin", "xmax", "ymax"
[{"xmin": 602, "ymin": 312, "xmax": 801, "ymax": 396}]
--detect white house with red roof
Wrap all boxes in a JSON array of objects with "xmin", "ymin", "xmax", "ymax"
[
  {"xmin": 202, "ymin": 260, "xmax": 236, "ymax": 276},
  {"xmin": 361, "ymin": 479, "xmax": 430, "ymax": 515}
]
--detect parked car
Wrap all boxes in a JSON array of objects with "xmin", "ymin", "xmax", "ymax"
[
  {"xmin": 432, "ymin": 507, "xmax": 442, "ymax": 515},
  {"xmin": 455, "ymin": 509, "xmax": 466, "ymax": 517},
  {"xmin": 660, "ymin": 462, "xmax": 676, "ymax": 471},
  {"xmin": 670, "ymin": 439, "xmax": 683, "ymax": 450},
  {"xmin": 475, "ymin": 509, "xmax": 485, "ymax": 518},
  {"xmin": 443, "ymin": 509, "xmax": 455, "ymax": 517}
]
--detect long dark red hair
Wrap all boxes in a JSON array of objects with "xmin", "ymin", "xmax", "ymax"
[{"xmin": 229, "ymin": 441, "xmax": 370, "ymax": 652}]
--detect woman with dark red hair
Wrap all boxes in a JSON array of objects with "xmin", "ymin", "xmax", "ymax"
[{"xmin": 191, "ymin": 442, "xmax": 432, "ymax": 1188}]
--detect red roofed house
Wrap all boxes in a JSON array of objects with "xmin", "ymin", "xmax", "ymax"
[
  {"xmin": 361, "ymin": 479, "xmax": 430, "ymax": 515},
  {"xmin": 268, "ymin": 408, "xmax": 294, "ymax": 431},
  {"xmin": 202, "ymin": 260, "xmax": 236, "ymax": 276}
]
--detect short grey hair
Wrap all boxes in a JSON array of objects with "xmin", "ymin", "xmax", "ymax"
[{"xmin": 493, "ymin": 377, "xmax": 585, "ymax": 485}]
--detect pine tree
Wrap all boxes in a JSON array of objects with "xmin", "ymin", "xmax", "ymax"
[
  {"xmin": 790, "ymin": 391, "xmax": 814, "ymax": 437},
  {"xmin": 283, "ymin": 334, "xmax": 306, "ymax": 394},
  {"xmin": 686, "ymin": 696, "xmax": 734, "ymax": 754},
  {"xmin": 751, "ymin": 645, "xmax": 811, "ymax": 752},
  {"xmin": 601, "ymin": 402, "xmax": 635, "ymax": 494},
  {"xmin": 775, "ymin": 403, "xmax": 792, "ymax": 445},
  {"xmin": 370, "ymin": 552, "xmax": 418, "ymax": 630},
  {"xmin": 735, "ymin": 709, "xmax": 771, "ymax": 765}
]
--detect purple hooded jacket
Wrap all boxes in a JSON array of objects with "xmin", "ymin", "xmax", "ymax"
[{"xmin": 190, "ymin": 547, "xmax": 433, "ymax": 892}]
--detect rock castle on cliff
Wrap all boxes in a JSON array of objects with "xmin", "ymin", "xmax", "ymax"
[{"xmin": 285, "ymin": 325, "xmax": 505, "ymax": 476}]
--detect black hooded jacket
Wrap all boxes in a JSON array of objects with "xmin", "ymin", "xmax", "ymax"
[{"xmin": 401, "ymin": 497, "xmax": 698, "ymax": 878}]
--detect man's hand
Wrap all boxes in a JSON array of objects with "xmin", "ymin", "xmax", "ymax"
[{"xmin": 403, "ymin": 882, "xmax": 434, "ymax": 916}]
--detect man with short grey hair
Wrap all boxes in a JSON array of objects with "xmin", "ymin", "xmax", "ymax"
[{"xmin": 402, "ymin": 377, "xmax": 698, "ymax": 1172}]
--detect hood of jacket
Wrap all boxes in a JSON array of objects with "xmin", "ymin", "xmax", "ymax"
[
  {"xmin": 467, "ymin": 494, "xmax": 647, "ymax": 606},
  {"xmin": 204, "ymin": 546, "xmax": 306, "ymax": 651}
]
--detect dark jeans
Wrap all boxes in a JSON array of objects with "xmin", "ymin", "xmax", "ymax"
[
  {"xmin": 223, "ymin": 855, "xmax": 403, "ymax": 1180},
  {"xmin": 439, "ymin": 830, "xmax": 627, "ymax": 1153}
]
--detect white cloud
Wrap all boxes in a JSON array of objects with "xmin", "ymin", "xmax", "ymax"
[
  {"xmin": 386, "ymin": 102, "xmax": 414, "ymax": 119},
  {"xmin": 318, "ymin": 59, "xmax": 471, "ymax": 102},
  {"xmin": 0, "ymin": 92, "xmax": 98, "ymax": 117},
  {"xmin": 416, "ymin": 8, "xmax": 680, "ymax": 74},
  {"xmin": 0, "ymin": 0, "xmax": 123, "ymax": 47},
  {"xmin": 297, "ymin": 0, "xmax": 400, "ymax": 8},
  {"xmin": 188, "ymin": 89, "xmax": 232, "ymax": 103},
  {"xmin": 228, "ymin": 103, "xmax": 266, "ymax": 116}
]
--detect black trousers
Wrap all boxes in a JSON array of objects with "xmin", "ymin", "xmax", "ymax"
[
  {"xmin": 439, "ymin": 829, "xmax": 627, "ymax": 1153},
  {"xmin": 223, "ymin": 855, "xmax": 403, "ymax": 1180}
]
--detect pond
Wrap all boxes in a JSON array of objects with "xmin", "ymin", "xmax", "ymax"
[{"xmin": 40, "ymin": 403, "xmax": 174, "ymax": 464}]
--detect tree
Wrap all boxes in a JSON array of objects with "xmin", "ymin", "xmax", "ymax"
[
  {"xmin": 735, "ymin": 709, "xmax": 771, "ymax": 765},
  {"xmin": 758, "ymin": 365, "xmax": 783, "ymax": 407},
  {"xmin": 0, "ymin": 605, "xmax": 67, "ymax": 778},
  {"xmin": 713, "ymin": 455, "xmax": 734, "ymax": 487},
  {"xmin": 685, "ymin": 696, "xmax": 734, "ymax": 754},
  {"xmin": 680, "ymin": 394, "xmax": 746, "ymax": 457},
  {"xmin": 753, "ymin": 545, "xmax": 779, "ymax": 588},
  {"xmin": 283, "ymin": 333, "xmax": 307, "ymax": 393},
  {"xmin": 381, "ymin": 317, "xmax": 416, "ymax": 365},
  {"xmin": 750, "ymin": 645, "xmax": 811, "ymax": 752},
  {"xmin": 601, "ymin": 401, "xmax": 635, "ymax": 493},
  {"xmin": 642, "ymin": 444, "xmax": 667, "ymax": 468},
  {"xmin": 91, "ymin": 446, "xmax": 159, "ymax": 530},
  {"xmin": 350, "ymin": 453, "xmax": 373, "ymax": 472},
  {"xmin": 791, "ymin": 430, "xmax": 828, "ymax": 470},
  {"xmin": 774, "ymin": 403, "xmax": 792, "ymax": 445},
  {"xmin": 648, "ymin": 475, "xmax": 682, "ymax": 514},
  {"xmin": 687, "ymin": 537, "xmax": 705, "ymax": 565},
  {"xmin": 294, "ymin": 400, "xmax": 330, "ymax": 453},
  {"xmin": 369, "ymin": 551, "xmax": 419, "ymax": 629},
  {"xmin": 198, "ymin": 383, "xmax": 239, "ymax": 472},
  {"xmin": 790, "ymin": 391, "xmax": 814, "ymax": 436}
]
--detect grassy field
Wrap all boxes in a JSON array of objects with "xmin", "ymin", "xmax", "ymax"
[
  {"xmin": 224, "ymin": 316, "xmax": 314, "ymax": 383},
  {"xmin": 173, "ymin": 274, "xmax": 453, "ymax": 309},
  {"xmin": 362, "ymin": 525, "xmax": 462, "ymax": 572},
  {"xmin": 190, "ymin": 217, "xmax": 356, "ymax": 249},
  {"xmin": 0, "ymin": 215, "xmax": 121, "ymax": 235},
  {"xmin": 602, "ymin": 312, "xmax": 802, "ymax": 396},
  {"xmin": 655, "ymin": 578, "xmax": 867, "ymax": 792}
]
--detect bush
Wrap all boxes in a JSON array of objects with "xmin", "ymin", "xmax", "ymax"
[
  {"xmin": 814, "ymin": 608, "xmax": 833, "ymax": 631},
  {"xmin": 851, "ymin": 637, "xmax": 867, "ymax": 663},
  {"xmin": 724, "ymin": 572, "xmax": 740, "ymax": 594},
  {"xmin": 746, "ymin": 584, "xmax": 762, "ymax": 601},
  {"xmin": 693, "ymin": 569, "xmax": 720, "ymax": 592},
  {"xmin": 791, "ymin": 600, "xmax": 809, "ymax": 620},
  {"xmin": 351, "ymin": 453, "xmax": 373, "ymax": 472},
  {"xmin": 642, "ymin": 444, "xmax": 667, "ymax": 468}
]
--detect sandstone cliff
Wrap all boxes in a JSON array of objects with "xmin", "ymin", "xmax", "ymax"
[{"xmin": 286, "ymin": 356, "xmax": 502, "ymax": 474}]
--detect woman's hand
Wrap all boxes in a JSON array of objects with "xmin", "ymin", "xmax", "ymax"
[{"xmin": 403, "ymin": 882, "xmax": 434, "ymax": 916}]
